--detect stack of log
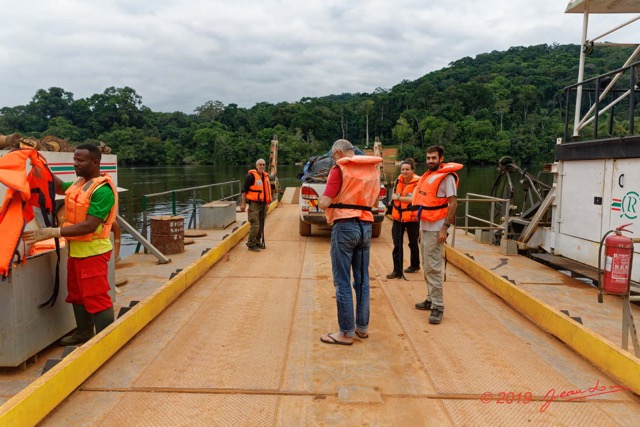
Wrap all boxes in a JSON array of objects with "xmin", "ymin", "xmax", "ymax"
[
  {"xmin": 40, "ymin": 135, "xmax": 74, "ymax": 152},
  {"xmin": 97, "ymin": 140, "xmax": 112, "ymax": 154},
  {"xmin": 0, "ymin": 133, "xmax": 22, "ymax": 149},
  {"xmin": 0, "ymin": 134, "xmax": 111, "ymax": 153}
]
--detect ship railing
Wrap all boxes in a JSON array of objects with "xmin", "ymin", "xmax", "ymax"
[
  {"xmin": 564, "ymin": 59, "xmax": 639, "ymax": 141},
  {"xmin": 452, "ymin": 193, "xmax": 512, "ymax": 248},
  {"xmin": 136, "ymin": 180, "xmax": 241, "ymax": 254}
]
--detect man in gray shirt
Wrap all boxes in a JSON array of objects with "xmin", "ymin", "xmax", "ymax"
[{"xmin": 411, "ymin": 145, "xmax": 462, "ymax": 324}]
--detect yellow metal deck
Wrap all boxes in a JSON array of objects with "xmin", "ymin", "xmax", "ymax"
[{"xmin": 2, "ymin": 189, "xmax": 640, "ymax": 426}]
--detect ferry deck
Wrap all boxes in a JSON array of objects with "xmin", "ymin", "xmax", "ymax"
[{"xmin": 1, "ymin": 188, "xmax": 638, "ymax": 426}]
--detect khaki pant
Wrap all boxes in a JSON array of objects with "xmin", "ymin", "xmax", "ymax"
[
  {"xmin": 247, "ymin": 201, "xmax": 266, "ymax": 247},
  {"xmin": 420, "ymin": 230, "xmax": 444, "ymax": 309}
]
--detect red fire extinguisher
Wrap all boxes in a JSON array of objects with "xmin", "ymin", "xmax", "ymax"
[{"xmin": 598, "ymin": 223, "xmax": 635, "ymax": 302}]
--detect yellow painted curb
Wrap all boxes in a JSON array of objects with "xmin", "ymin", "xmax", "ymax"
[
  {"xmin": 0, "ymin": 201, "xmax": 280, "ymax": 426},
  {"xmin": 446, "ymin": 245, "xmax": 640, "ymax": 395}
]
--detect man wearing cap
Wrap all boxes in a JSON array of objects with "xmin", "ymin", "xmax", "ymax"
[{"xmin": 240, "ymin": 158, "xmax": 272, "ymax": 252}]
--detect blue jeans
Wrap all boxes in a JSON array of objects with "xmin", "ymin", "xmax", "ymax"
[{"xmin": 330, "ymin": 220, "xmax": 372, "ymax": 337}]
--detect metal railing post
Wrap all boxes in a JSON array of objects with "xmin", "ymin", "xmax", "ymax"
[
  {"xmin": 172, "ymin": 191, "xmax": 177, "ymax": 216},
  {"xmin": 136, "ymin": 195, "xmax": 148, "ymax": 254},
  {"xmin": 630, "ymin": 65, "xmax": 636, "ymax": 135},
  {"xmin": 564, "ymin": 88, "xmax": 571, "ymax": 143},
  {"xmin": 464, "ymin": 194, "xmax": 469, "ymax": 236},
  {"xmin": 189, "ymin": 189, "xmax": 197, "ymax": 229},
  {"xmin": 594, "ymin": 77, "xmax": 601, "ymax": 139},
  {"xmin": 489, "ymin": 203, "xmax": 496, "ymax": 231}
]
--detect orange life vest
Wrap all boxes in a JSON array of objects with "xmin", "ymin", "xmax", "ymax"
[
  {"xmin": 0, "ymin": 148, "xmax": 57, "ymax": 279},
  {"xmin": 325, "ymin": 155, "xmax": 382, "ymax": 225},
  {"xmin": 245, "ymin": 169, "xmax": 272, "ymax": 204},
  {"xmin": 413, "ymin": 162, "xmax": 463, "ymax": 222},
  {"xmin": 391, "ymin": 174, "xmax": 420, "ymax": 223},
  {"xmin": 30, "ymin": 238, "xmax": 66, "ymax": 255},
  {"xmin": 64, "ymin": 174, "xmax": 118, "ymax": 242}
]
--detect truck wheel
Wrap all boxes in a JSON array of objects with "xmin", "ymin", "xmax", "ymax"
[
  {"xmin": 299, "ymin": 218, "xmax": 312, "ymax": 236},
  {"xmin": 372, "ymin": 222, "xmax": 382, "ymax": 238}
]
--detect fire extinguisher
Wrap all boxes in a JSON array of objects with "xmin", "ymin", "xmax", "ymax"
[{"xmin": 597, "ymin": 223, "xmax": 635, "ymax": 303}]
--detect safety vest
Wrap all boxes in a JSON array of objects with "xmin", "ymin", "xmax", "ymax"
[
  {"xmin": 413, "ymin": 163, "xmax": 463, "ymax": 222},
  {"xmin": 0, "ymin": 148, "xmax": 57, "ymax": 279},
  {"xmin": 64, "ymin": 174, "xmax": 118, "ymax": 258},
  {"xmin": 245, "ymin": 169, "xmax": 272, "ymax": 204},
  {"xmin": 325, "ymin": 155, "xmax": 382, "ymax": 225},
  {"xmin": 391, "ymin": 174, "xmax": 420, "ymax": 223}
]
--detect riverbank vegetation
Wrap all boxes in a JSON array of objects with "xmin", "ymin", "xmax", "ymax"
[{"xmin": 0, "ymin": 43, "xmax": 634, "ymax": 166}]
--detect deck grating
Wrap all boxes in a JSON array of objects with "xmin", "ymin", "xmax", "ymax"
[{"xmin": 37, "ymin": 201, "xmax": 640, "ymax": 426}]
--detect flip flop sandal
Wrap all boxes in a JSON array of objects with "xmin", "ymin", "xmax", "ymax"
[
  {"xmin": 355, "ymin": 330, "xmax": 368, "ymax": 339},
  {"xmin": 320, "ymin": 333, "xmax": 353, "ymax": 346}
]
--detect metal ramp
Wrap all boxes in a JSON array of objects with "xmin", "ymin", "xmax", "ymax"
[
  {"xmin": 517, "ymin": 186, "xmax": 556, "ymax": 246},
  {"xmin": 531, "ymin": 252, "xmax": 640, "ymax": 292}
]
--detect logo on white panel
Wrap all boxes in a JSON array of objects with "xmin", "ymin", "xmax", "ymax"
[{"xmin": 612, "ymin": 191, "xmax": 639, "ymax": 219}]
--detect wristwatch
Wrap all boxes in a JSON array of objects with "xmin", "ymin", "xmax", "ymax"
[{"xmin": 443, "ymin": 223, "xmax": 451, "ymax": 229}]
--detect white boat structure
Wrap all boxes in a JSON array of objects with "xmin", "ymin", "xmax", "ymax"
[{"xmin": 495, "ymin": 1, "xmax": 640, "ymax": 289}]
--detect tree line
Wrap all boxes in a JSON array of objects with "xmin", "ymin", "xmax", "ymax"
[{"xmin": 1, "ymin": 43, "xmax": 634, "ymax": 166}]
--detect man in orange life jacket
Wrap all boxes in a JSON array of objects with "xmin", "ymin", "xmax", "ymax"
[
  {"xmin": 24, "ymin": 143, "xmax": 117, "ymax": 345},
  {"xmin": 412, "ymin": 145, "xmax": 462, "ymax": 325},
  {"xmin": 240, "ymin": 158, "xmax": 272, "ymax": 252},
  {"xmin": 318, "ymin": 139, "xmax": 382, "ymax": 345}
]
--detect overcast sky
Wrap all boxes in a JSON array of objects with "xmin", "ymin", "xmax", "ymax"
[{"xmin": 1, "ymin": 0, "xmax": 637, "ymax": 113}]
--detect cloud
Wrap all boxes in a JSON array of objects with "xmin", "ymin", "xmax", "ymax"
[{"xmin": 0, "ymin": 0, "xmax": 637, "ymax": 113}]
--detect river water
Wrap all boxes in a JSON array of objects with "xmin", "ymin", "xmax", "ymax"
[{"xmin": 116, "ymin": 163, "xmax": 551, "ymax": 257}]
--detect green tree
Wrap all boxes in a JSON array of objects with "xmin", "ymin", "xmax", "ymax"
[
  {"xmin": 45, "ymin": 117, "xmax": 85, "ymax": 143},
  {"xmin": 87, "ymin": 87, "xmax": 144, "ymax": 134},
  {"xmin": 357, "ymin": 99, "xmax": 375, "ymax": 148},
  {"xmin": 392, "ymin": 117, "xmax": 413, "ymax": 149},
  {"xmin": 26, "ymin": 87, "xmax": 76, "ymax": 131},
  {"xmin": 141, "ymin": 137, "xmax": 166, "ymax": 165},
  {"xmin": 98, "ymin": 127, "xmax": 147, "ymax": 164},
  {"xmin": 194, "ymin": 100, "xmax": 225, "ymax": 122}
]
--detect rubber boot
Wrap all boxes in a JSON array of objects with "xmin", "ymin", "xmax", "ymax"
[
  {"xmin": 60, "ymin": 304, "xmax": 95, "ymax": 346},
  {"xmin": 94, "ymin": 306, "xmax": 115, "ymax": 334}
]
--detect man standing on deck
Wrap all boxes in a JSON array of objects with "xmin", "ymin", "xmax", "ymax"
[
  {"xmin": 24, "ymin": 143, "xmax": 118, "ymax": 344},
  {"xmin": 240, "ymin": 158, "xmax": 272, "ymax": 252},
  {"xmin": 318, "ymin": 139, "xmax": 382, "ymax": 345},
  {"xmin": 412, "ymin": 145, "xmax": 462, "ymax": 324}
]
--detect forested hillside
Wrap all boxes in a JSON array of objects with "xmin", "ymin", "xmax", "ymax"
[{"xmin": 0, "ymin": 43, "xmax": 634, "ymax": 165}]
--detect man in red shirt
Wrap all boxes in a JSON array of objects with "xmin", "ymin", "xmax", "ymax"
[{"xmin": 318, "ymin": 139, "xmax": 381, "ymax": 345}]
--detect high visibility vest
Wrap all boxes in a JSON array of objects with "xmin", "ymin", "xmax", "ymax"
[
  {"xmin": 413, "ymin": 163, "xmax": 463, "ymax": 222},
  {"xmin": 325, "ymin": 155, "xmax": 382, "ymax": 225},
  {"xmin": 64, "ymin": 174, "xmax": 117, "ymax": 258},
  {"xmin": 391, "ymin": 174, "xmax": 420, "ymax": 223},
  {"xmin": 0, "ymin": 148, "xmax": 57, "ymax": 279},
  {"xmin": 245, "ymin": 170, "xmax": 272, "ymax": 204}
]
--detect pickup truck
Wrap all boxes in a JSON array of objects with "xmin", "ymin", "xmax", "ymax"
[{"xmin": 298, "ymin": 152, "xmax": 386, "ymax": 237}]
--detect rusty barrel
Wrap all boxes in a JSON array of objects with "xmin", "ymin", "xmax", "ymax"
[{"xmin": 150, "ymin": 215, "xmax": 184, "ymax": 255}]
